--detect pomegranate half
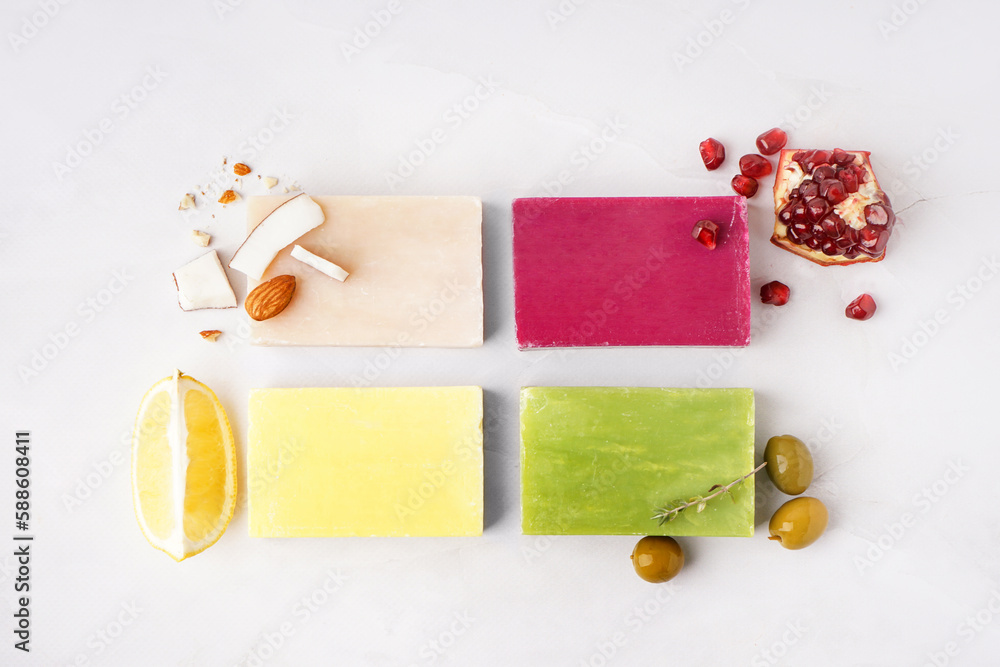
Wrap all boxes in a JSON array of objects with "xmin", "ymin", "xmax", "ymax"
[{"xmin": 771, "ymin": 149, "xmax": 896, "ymax": 266}]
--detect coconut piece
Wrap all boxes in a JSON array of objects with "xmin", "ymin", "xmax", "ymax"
[{"xmin": 228, "ymin": 193, "xmax": 325, "ymax": 280}]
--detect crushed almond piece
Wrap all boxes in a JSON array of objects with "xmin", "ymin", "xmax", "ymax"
[
  {"xmin": 191, "ymin": 230, "xmax": 211, "ymax": 247},
  {"xmin": 233, "ymin": 163, "xmax": 251, "ymax": 176},
  {"xmin": 179, "ymin": 193, "xmax": 196, "ymax": 210},
  {"xmin": 263, "ymin": 176, "xmax": 278, "ymax": 189},
  {"xmin": 199, "ymin": 330, "xmax": 222, "ymax": 342},
  {"xmin": 218, "ymin": 189, "xmax": 240, "ymax": 204}
]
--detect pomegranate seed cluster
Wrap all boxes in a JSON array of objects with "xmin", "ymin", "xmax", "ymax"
[{"xmin": 775, "ymin": 149, "xmax": 896, "ymax": 262}]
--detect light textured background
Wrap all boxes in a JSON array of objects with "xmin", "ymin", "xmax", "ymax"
[{"xmin": 2, "ymin": 1, "xmax": 998, "ymax": 665}]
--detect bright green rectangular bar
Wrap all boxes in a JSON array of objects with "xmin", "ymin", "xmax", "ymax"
[{"xmin": 520, "ymin": 387, "xmax": 755, "ymax": 536}]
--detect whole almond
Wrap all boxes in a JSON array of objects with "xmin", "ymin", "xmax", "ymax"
[{"xmin": 245, "ymin": 275, "xmax": 296, "ymax": 321}]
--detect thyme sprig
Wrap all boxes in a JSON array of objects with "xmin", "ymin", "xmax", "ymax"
[{"xmin": 652, "ymin": 461, "xmax": 767, "ymax": 525}]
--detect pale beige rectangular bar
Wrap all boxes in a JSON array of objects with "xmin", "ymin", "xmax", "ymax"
[{"xmin": 247, "ymin": 196, "xmax": 483, "ymax": 347}]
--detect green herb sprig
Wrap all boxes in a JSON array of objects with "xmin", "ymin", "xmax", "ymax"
[{"xmin": 652, "ymin": 461, "xmax": 767, "ymax": 525}]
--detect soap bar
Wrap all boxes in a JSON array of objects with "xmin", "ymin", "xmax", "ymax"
[
  {"xmin": 520, "ymin": 387, "xmax": 755, "ymax": 536},
  {"xmin": 512, "ymin": 197, "xmax": 750, "ymax": 348},
  {"xmin": 247, "ymin": 196, "xmax": 483, "ymax": 347},
  {"xmin": 248, "ymin": 387, "xmax": 483, "ymax": 537}
]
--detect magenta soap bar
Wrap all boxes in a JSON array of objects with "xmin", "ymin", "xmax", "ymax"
[{"xmin": 512, "ymin": 196, "xmax": 751, "ymax": 348}]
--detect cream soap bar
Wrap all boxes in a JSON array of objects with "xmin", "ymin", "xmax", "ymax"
[
  {"xmin": 246, "ymin": 196, "xmax": 483, "ymax": 347},
  {"xmin": 520, "ymin": 387, "xmax": 755, "ymax": 537},
  {"xmin": 248, "ymin": 387, "xmax": 483, "ymax": 537}
]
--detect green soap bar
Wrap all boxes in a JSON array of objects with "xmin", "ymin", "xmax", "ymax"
[{"xmin": 520, "ymin": 387, "xmax": 755, "ymax": 537}]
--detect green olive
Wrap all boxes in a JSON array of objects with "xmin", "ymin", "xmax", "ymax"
[
  {"xmin": 764, "ymin": 434, "xmax": 814, "ymax": 495},
  {"xmin": 768, "ymin": 497, "xmax": 828, "ymax": 550},
  {"xmin": 631, "ymin": 536, "xmax": 684, "ymax": 583}
]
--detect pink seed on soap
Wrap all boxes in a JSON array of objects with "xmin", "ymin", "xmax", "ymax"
[
  {"xmin": 846, "ymin": 293, "xmax": 877, "ymax": 320},
  {"xmin": 760, "ymin": 281, "xmax": 790, "ymax": 306},
  {"xmin": 692, "ymin": 219, "xmax": 720, "ymax": 249},
  {"xmin": 731, "ymin": 174, "xmax": 759, "ymax": 198},
  {"xmin": 739, "ymin": 154, "xmax": 772, "ymax": 178},
  {"xmin": 756, "ymin": 128, "xmax": 788, "ymax": 156},
  {"xmin": 699, "ymin": 138, "xmax": 726, "ymax": 170}
]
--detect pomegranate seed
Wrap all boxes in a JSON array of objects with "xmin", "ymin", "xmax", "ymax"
[
  {"xmin": 799, "ymin": 180, "xmax": 820, "ymax": 200},
  {"xmin": 820, "ymin": 239, "xmax": 839, "ymax": 256},
  {"xmin": 805, "ymin": 198, "xmax": 829, "ymax": 222},
  {"xmin": 760, "ymin": 280, "xmax": 790, "ymax": 306},
  {"xmin": 821, "ymin": 214, "xmax": 846, "ymax": 238},
  {"xmin": 843, "ymin": 246, "xmax": 861, "ymax": 259},
  {"xmin": 832, "ymin": 149, "xmax": 855, "ymax": 166},
  {"xmin": 819, "ymin": 179, "xmax": 848, "ymax": 205},
  {"xmin": 865, "ymin": 203, "xmax": 895, "ymax": 228},
  {"xmin": 787, "ymin": 222, "xmax": 810, "ymax": 244},
  {"xmin": 846, "ymin": 293, "xmax": 877, "ymax": 320},
  {"xmin": 731, "ymin": 174, "xmax": 758, "ymax": 198},
  {"xmin": 859, "ymin": 227, "xmax": 890, "ymax": 256},
  {"xmin": 739, "ymin": 154, "xmax": 772, "ymax": 178},
  {"xmin": 837, "ymin": 168, "xmax": 859, "ymax": 194},
  {"xmin": 792, "ymin": 150, "xmax": 806, "ymax": 163},
  {"xmin": 692, "ymin": 219, "xmax": 720, "ymax": 249},
  {"xmin": 699, "ymin": 138, "xmax": 726, "ymax": 170},
  {"xmin": 805, "ymin": 237, "xmax": 822, "ymax": 250},
  {"xmin": 803, "ymin": 150, "xmax": 832, "ymax": 172},
  {"xmin": 756, "ymin": 128, "xmax": 788, "ymax": 156},
  {"xmin": 850, "ymin": 164, "xmax": 868, "ymax": 182},
  {"xmin": 778, "ymin": 202, "xmax": 796, "ymax": 225},
  {"xmin": 790, "ymin": 203, "xmax": 808, "ymax": 224},
  {"xmin": 835, "ymin": 234, "xmax": 854, "ymax": 250},
  {"xmin": 812, "ymin": 165, "xmax": 836, "ymax": 182}
]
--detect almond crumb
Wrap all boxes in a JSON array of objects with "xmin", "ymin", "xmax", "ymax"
[
  {"xmin": 199, "ymin": 330, "xmax": 222, "ymax": 342},
  {"xmin": 191, "ymin": 230, "xmax": 211, "ymax": 247},
  {"xmin": 233, "ymin": 163, "xmax": 251, "ymax": 176},
  {"xmin": 263, "ymin": 176, "xmax": 278, "ymax": 189},
  {"xmin": 178, "ymin": 193, "xmax": 196, "ymax": 210},
  {"xmin": 218, "ymin": 189, "xmax": 240, "ymax": 204}
]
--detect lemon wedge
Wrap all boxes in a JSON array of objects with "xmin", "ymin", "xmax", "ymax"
[{"xmin": 131, "ymin": 370, "xmax": 236, "ymax": 561}]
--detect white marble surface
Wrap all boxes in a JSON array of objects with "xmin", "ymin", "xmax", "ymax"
[{"xmin": 3, "ymin": 1, "xmax": 999, "ymax": 665}]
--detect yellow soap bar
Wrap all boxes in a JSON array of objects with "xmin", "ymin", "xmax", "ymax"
[{"xmin": 248, "ymin": 387, "xmax": 483, "ymax": 537}]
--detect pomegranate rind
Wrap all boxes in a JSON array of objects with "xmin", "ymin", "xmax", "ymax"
[{"xmin": 770, "ymin": 149, "xmax": 893, "ymax": 267}]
